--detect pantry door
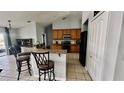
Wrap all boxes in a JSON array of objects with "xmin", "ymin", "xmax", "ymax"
[{"xmin": 87, "ymin": 12, "xmax": 109, "ymax": 80}]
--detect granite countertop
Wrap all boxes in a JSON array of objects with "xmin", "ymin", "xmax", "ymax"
[{"xmin": 21, "ymin": 47, "xmax": 67, "ymax": 54}]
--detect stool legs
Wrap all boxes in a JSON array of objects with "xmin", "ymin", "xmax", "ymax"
[
  {"xmin": 17, "ymin": 60, "xmax": 32, "ymax": 80},
  {"xmin": 17, "ymin": 62, "xmax": 21, "ymax": 80},
  {"xmin": 53, "ymin": 67, "xmax": 55, "ymax": 81},
  {"xmin": 27, "ymin": 60, "xmax": 32, "ymax": 76},
  {"xmin": 39, "ymin": 69, "xmax": 41, "ymax": 81},
  {"xmin": 38, "ymin": 69, "xmax": 55, "ymax": 81},
  {"xmin": 17, "ymin": 71, "xmax": 21, "ymax": 80}
]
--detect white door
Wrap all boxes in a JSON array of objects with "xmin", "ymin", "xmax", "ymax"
[{"xmin": 86, "ymin": 12, "xmax": 109, "ymax": 80}]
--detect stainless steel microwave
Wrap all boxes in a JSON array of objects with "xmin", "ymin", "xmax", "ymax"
[{"xmin": 63, "ymin": 34, "xmax": 71, "ymax": 40}]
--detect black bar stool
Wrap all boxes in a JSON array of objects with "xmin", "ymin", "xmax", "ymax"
[
  {"xmin": 32, "ymin": 52, "xmax": 55, "ymax": 81},
  {"xmin": 9, "ymin": 46, "xmax": 32, "ymax": 80}
]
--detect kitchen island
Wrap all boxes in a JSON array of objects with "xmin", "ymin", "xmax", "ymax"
[{"xmin": 21, "ymin": 47, "xmax": 67, "ymax": 81}]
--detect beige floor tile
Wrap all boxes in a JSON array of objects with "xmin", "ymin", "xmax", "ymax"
[
  {"xmin": 75, "ymin": 68, "xmax": 83, "ymax": 73},
  {"xmin": 76, "ymin": 73, "xmax": 85, "ymax": 79},
  {"xmin": 84, "ymin": 73, "xmax": 92, "ymax": 81},
  {"xmin": 67, "ymin": 53, "xmax": 91, "ymax": 81}
]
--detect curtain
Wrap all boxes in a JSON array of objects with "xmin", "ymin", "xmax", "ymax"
[{"xmin": 5, "ymin": 27, "xmax": 12, "ymax": 54}]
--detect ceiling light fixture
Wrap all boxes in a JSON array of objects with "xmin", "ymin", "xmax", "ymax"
[
  {"xmin": 62, "ymin": 17, "xmax": 66, "ymax": 20},
  {"xmin": 8, "ymin": 20, "xmax": 12, "ymax": 30},
  {"xmin": 27, "ymin": 20, "xmax": 32, "ymax": 23}
]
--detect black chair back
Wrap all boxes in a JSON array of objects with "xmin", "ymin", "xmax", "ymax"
[
  {"xmin": 32, "ymin": 52, "xmax": 50, "ymax": 68},
  {"xmin": 9, "ymin": 47, "xmax": 18, "ymax": 58}
]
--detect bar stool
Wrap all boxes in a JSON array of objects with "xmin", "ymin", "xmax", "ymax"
[
  {"xmin": 9, "ymin": 46, "xmax": 32, "ymax": 80},
  {"xmin": 32, "ymin": 52, "xmax": 55, "ymax": 81}
]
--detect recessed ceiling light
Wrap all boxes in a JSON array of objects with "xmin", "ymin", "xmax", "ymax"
[
  {"xmin": 8, "ymin": 20, "xmax": 11, "ymax": 22},
  {"xmin": 27, "ymin": 21, "xmax": 32, "ymax": 23},
  {"xmin": 62, "ymin": 17, "xmax": 66, "ymax": 20}
]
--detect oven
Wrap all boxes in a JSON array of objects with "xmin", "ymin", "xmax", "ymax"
[{"xmin": 62, "ymin": 41, "xmax": 71, "ymax": 53}]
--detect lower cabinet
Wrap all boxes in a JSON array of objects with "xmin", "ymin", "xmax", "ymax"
[
  {"xmin": 52, "ymin": 44, "xmax": 57, "ymax": 49},
  {"xmin": 70, "ymin": 45, "xmax": 79, "ymax": 53},
  {"xmin": 52, "ymin": 44, "xmax": 62, "ymax": 50},
  {"xmin": 52, "ymin": 44, "xmax": 79, "ymax": 53}
]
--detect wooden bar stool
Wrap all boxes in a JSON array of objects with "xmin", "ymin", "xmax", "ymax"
[
  {"xmin": 32, "ymin": 52, "xmax": 55, "ymax": 81},
  {"xmin": 9, "ymin": 47, "xmax": 32, "ymax": 80}
]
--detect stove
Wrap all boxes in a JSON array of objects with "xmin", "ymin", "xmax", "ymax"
[{"xmin": 62, "ymin": 41, "xmax": 71, "ymax": 53}]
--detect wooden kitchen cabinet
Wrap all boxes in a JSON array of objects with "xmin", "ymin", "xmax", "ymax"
[
  {"xmin": 76, "ymin": 30, "xmax": 80, "ymax": 39},
  {"xmin": 53, "ymin": 29, "xmax": 81, "ymax": 40},
  {"xmin": 53, "ymin": 30, "xmax": 58, "ymax": 39},
  {"xmin": 63, "ymin": 29, "xmax": 70, "ymax": 34},
  {"xmin": 63, "ymin": 30, "xmax": 67, "ymax": 34},
  {"xmin": 66, "ymin": 29, "xmax": 70, "ymax": 34},
  {"xmin": 53, "ymin": 30, "xmax": 63, "ymax": 39},
  {"xmin": 71, "ymin": 30, "xmax": 77, "ymax": 39},
  {"xmin": 70, "ymin": 45, "xmax": 76, "ymax": 52},
  {"xmin": 70, "ymin": 45, "xmax": 80, "ymax": 53},
  {"xmin": 77, "ymin": 45, "xmax": 80, "ymax": 52},
  {"xmin": 52, "ymin": 44, "xmax": 62, "ymax": 50},
  {"xmin": 52, "ymin": 44, "xmax": 57, "ymax": 49},
  {"xmin": 58, "ymin": 45, "xmax": 62, "ymax": 50},
  {"xmin": 57, "ymin": 30, "xmax": 63, "ymax": 39}
]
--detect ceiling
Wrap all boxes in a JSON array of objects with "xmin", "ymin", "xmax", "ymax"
[{"xmin": 0, "ymin": 11, "xmax": 82, "ymax": 29}]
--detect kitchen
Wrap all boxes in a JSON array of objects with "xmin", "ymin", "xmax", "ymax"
[
  {"xmin": 0, "ymin": 11, "xmax": 91, "ymax": 81},
  {"xmin": 16, "ymin": 12, "xmax": 86, "ymax": 81},
  {"xmin": 1, "ymin": 11, "xmax": 123, "ymax": 81},
  {"xmin": 52, "ymin": 28, "xmax": 80, "ymax": 53}
]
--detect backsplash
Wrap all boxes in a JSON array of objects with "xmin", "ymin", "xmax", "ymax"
[{"xmin": 53, "ymin": 40, "xmax": 76, "ymax": 44}]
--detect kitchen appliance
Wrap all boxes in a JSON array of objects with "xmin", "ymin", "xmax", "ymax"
[
  {"xmin": 63, "ymin": 34, "xmax": 71, "ymax": 40},
  {"xmin": 62, "ymin": 41, "xmax": 71, "ymax": 53},
  {"xmin": 79, "ymin": 31, "xmax": 87, "ymax": 66}
]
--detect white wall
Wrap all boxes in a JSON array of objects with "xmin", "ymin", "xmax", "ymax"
[
  {"xmin": 9, "ymin": 29, "xmax": 17, "ymax": 45},
  {"xmin": 53, "ymin": 13, "xmax": 81, "ymax": 29},
  {"xmin": 114, "ymin": 12, "xmax": 124, "ymax": 80},
  {"xmin": 36, "ymin": 23, "xmax": 45, "ymax": 44},
  {"xmin": 102, "ymin": 12, "xmax": 123, "ymax": 80},
  {"xmin": 82, "ymin": 11, "xmax": 94, "ymax": 24},
  {"xmin": 81, "ymin": 11, "xmax": 94, "ymax": 32},
  {"xmin": 0, "ymin": 28, "xmax": 8, "ymax": 51},
  {"xmin": 15, "ymin": 22, "xmax": 45, "ymax": 45},
  {"xmin": 16, "ymin": 22, "xmax": 37, "ymax": 44}
]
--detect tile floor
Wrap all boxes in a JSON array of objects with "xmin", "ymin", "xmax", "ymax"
[
  {"xmin": 67, "ymin": 53, "xmax": 91, "ymax": 81},
  {"xmin": 0, "ymin": 53, "xmax": 91, "ymax": 81}
]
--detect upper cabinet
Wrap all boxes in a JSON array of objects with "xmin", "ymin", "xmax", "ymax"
[
  {"xmin": 71, "ymin": 29, "xmax": 81, "ymax": 39},
  {"xmin": 53, "ymin": 30, "xmax": 63, "ymax": 40},
  {"xmin": 71, "ymin": 29, "xmax": 77, "ymax": 39},
  {"xmin": 53, "ymin": 28, "xmax": 81, "ymax": 40},
  {"xmin": 57, "ymin": 30, "xmax": 63, "ymax": 39},
  {"xmin": 53, "ymin": 30, "xmax": 58, "ymax": 39},
  {"xmin": 76, "ymin": 29, "xmax": 81, "ymax": 39},
  {"xmin": 63, "ymin": 29, "xmax": 70, "ymax": 35}
]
